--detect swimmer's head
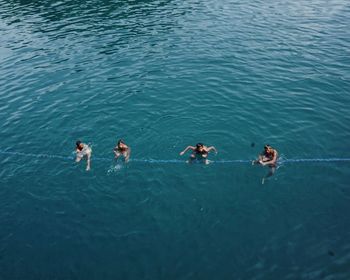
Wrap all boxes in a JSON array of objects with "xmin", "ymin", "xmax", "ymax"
[
  {"xmin": 118, "ymin": 139, "xmax": 125, "ymax": 147},
  {"xmin": 264, "ymin": 144, "xmax": 272, "ymax": 152},
  {"xmin": 76, "ymin": 140, "xmax": 83, "ymax": 150},
  {"xmin": 196, "ymin": 143, "xmax": 204, "ymax": 151}
]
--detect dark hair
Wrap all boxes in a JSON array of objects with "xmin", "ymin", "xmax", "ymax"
[
  {"xmin": 196, "ymin": 143, "xmax": 204, "ymax": 148},
  {"xmin": 264, "ymin": 144, "xmax": 271, "ymax": 149},
  {"xmin": 118, "ymin": 139, "xmax": 124, "ymax": 146},
  {"xmin": 76, "ymin": 140, "xmax": 82, "ymax": 147}
]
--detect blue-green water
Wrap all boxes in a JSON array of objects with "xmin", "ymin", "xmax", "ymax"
[{"xmin": 1, "ymin": 0, "xmax": 350, "ymax": 279}]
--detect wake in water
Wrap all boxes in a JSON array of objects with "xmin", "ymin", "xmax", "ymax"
[{"xmin": 107, "ymin": 163, "xmax": 124, "ymax": 174}]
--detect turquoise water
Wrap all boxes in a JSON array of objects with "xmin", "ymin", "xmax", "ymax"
[{"xmin": 1, "ymin": 0, "xmax": 350, "ymax": 279}]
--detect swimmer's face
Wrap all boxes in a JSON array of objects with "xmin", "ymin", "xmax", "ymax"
[
  {"xmin": 265, "ymin": 146, "xmax": 271, "ymax": 153},
  {"xmin": 197, "ymin": 145, "xmax": 204, "ymax": 152},
  {"xmin": 78, "ymin": 143, "xmax": 84, "ymax": 150}
]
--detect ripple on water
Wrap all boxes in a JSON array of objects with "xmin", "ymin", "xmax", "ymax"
[{"xmin": 1, "ymin": 0, "xmax": 350, "ymax": 279}]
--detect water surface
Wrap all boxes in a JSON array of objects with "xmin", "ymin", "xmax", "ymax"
[{"xmin": 1, "ymin": 0, "xmax": 350, "ymax": 279}]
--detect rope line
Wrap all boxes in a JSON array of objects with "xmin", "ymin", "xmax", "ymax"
[{"xmin": 1, "ymin": 150, "xmax": 350, "ymax": 164}]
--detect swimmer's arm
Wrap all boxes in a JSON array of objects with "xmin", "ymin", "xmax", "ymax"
[
  {"xmin": 113, "ymin": 145, "xmax": 119, "ymax": 152},
  {"xmin": 75, "ymin": 148, "xmax": 82, "ymax": 157},
  {"xmin": 252, "ymin": 153, "xmax": 264, "ymax": 165},
  {"xmin": 261, "ymin": 151, "xmax": 278, "ymax": 165},
  {"xmin": 207, "ymin": 146, "xmax": 218, "ymax": 154},
  {"xmin": 86, "ymin": 153, "xmax": 91, "ymax": 171},
  {"xmin": 114, "ymin": 150, "xmax": 121, "ymax": 159},
  {"xmin": 125, "ymin": 148, "xmax": 131, "ymax": 162},
  {"xmin": 179, "ymin": 146, "xmax": 195, "ymax": 156},
  {"xmin": 75, "ymin": 150, "xmax": 81, "ymax": 162},
  {"xmin": 257, "ymin": 151, "xmax": 266, "ymax": 163}
]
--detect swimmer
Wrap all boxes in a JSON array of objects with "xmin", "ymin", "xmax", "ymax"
[
  {"xmin": 179, "ymin": 143, "xmax": 217, "ymax": 164},
  {"xmin": 113, "ymin": 139, "xmax": 130, "ymax": 162},
  {"xmin": 75, "ymin": 140, "xmax": 92, "ymax": 171},
  {"xmin": 252, "ymin": 144, "xmax": 278, "ymax": 183},
  {"xmin": 253, "ymin": 144, "xmax": 278, "ymax": 166}
]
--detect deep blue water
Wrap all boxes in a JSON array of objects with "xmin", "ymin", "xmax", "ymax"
[{"xmin": 1, "ymin": 0, "xmax": 350, "ymax": 279}]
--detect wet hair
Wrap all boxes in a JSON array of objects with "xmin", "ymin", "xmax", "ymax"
[
  {"xmin": 264, "ymin": 144, "xmax": 271, "ymax": 149},
  {"xmin": 118, "ymin": 139, "xmax": 124, "ymax": 146},
  {"xmin": 76, "ymin": 140, "xmax": 82, "ymax": 147},
  {"xmin": 196, "ymin": 143, "xmax": 204, "ymax": 149}
]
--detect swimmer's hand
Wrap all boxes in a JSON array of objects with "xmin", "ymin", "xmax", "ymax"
[{"xmin": 179, "ymin": 152, "xmax": 184, "ymax": 156}]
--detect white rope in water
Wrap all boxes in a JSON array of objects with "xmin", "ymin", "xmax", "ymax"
[{"xmin": 1, "ymin": 149, "xmax": 350, "ymax": 164}]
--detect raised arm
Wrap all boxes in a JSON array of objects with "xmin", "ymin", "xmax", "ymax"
[
  {"xmin": 179, "ymin": 146, "xmax": 195, "ymax": 156},
  {"xmin": 207, "ymin": 146, "xmax": 218, "ymax": 154}
]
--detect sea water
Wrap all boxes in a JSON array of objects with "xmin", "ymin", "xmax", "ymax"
[{"xmin": 1, "ymin": 0, "xmax": 350, "ymax": 279}]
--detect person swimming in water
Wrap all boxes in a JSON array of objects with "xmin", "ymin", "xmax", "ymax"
[
  {"xmin": 179, "ymin": 143, "xmax": 217, "ymax": 164},
  {"xmin": 113, "ymin": 139, "xmax": 130, "ymax": 162},
  {"xmin": 253, "ymin": 144, "xmax": 278, "ymax": 183},
  {"xmin": 253, "ymin": 144, "xmax": 278, "ymax": 166},
  {"xmin": 75, "ymin": 140, "xmax": 92, "ymax": 171}
]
